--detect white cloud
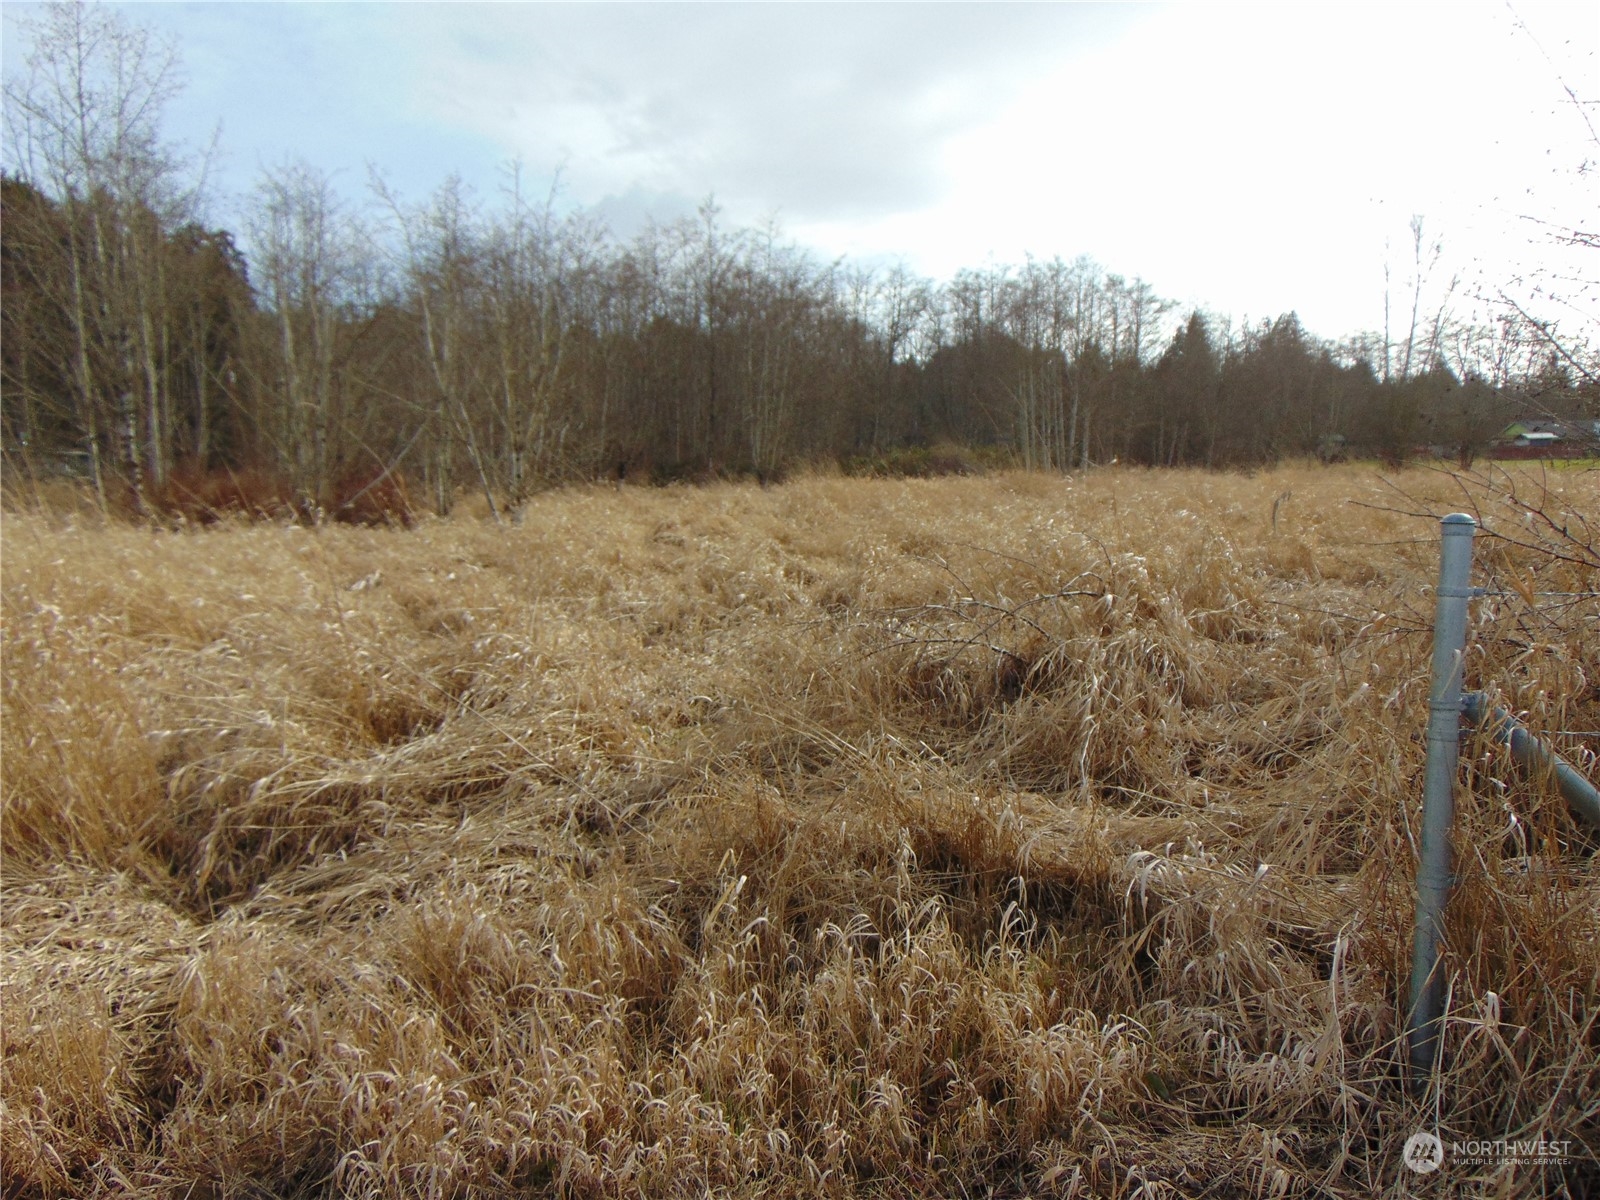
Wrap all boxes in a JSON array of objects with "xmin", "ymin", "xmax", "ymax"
[{"xmin": 400, "ymin": 5, "xmax": 1142, "ymax": 217}]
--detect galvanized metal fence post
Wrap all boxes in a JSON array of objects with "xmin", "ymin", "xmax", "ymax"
[{"xmin": 1408, "ymin": 513, "xmax": 1477, "ymax": 1077}]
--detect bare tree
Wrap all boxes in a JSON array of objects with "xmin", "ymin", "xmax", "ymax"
[
  {"xmin": 483, "ymin": 169, "xmax": 587, "ymax": 499},
  {"xmin": 1494, "ymin": 7, "xmax": 1599, "ymax": 400},
  {"xmin": 376, "ymin": 174, "xmax": 498, "ymax": 517},
  {"xmin": 247, "ymin": 161, "xmax": 370, "ymax": 507},
  {"xmin": 3, "ymin": 0, "xmax": 198, "ymax": 498}
]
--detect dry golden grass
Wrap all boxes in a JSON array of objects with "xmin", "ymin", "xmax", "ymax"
[{"xmin": 2, "ymin": 463, "xmax": 1597, "ymax": 1197}]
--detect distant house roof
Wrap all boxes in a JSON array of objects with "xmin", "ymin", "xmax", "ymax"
[{"xmin": 1497, "ymin": 419, "xmax": 1579, "ymax": 442}]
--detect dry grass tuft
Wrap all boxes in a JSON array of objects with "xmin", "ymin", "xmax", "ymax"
[{"xmin": 3, "ymin": 463, "xmax": 1597, "ymax": 1197}]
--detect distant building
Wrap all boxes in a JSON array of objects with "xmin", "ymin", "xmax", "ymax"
[{"xmin": 1489, "ymin": 418, "xmax": 1600, "ymax": 460}]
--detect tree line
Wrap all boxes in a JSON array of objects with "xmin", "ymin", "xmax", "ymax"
[{"xmin": 3, "ymin": 3, "xmax": 1593, "ymax": 517}]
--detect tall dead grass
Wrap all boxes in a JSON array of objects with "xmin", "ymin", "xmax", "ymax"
[{"xmin": 3, "ymin": 463, "xmax": 1596, "ymax": 1197}]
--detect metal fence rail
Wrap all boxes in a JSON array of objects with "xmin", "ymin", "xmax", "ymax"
[
  {"xmin": 1406, "ymin": 514, "xmax": 1600, "ymax": 1079},
  {"xmin": 1460, "ymin": 692, "xmax": 1600, "ymax": 831}
]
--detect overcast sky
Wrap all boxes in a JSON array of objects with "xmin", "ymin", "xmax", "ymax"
[{"xmin": 3, "ymin": 2, "xmax": 1595, "ymax": 343}]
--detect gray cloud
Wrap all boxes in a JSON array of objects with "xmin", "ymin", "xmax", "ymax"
[
  {"xmin": 586, "ymin": 185, "xmax": 699, "ymax": 243},
  {"xmin": 407, "ymin": 4, "xmax": 1143, "ymax": 223}
]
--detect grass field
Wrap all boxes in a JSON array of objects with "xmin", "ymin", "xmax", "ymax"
[{"xmin": 3, "ymin": 463, "xmax": 1597, "ymax": 1198}]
